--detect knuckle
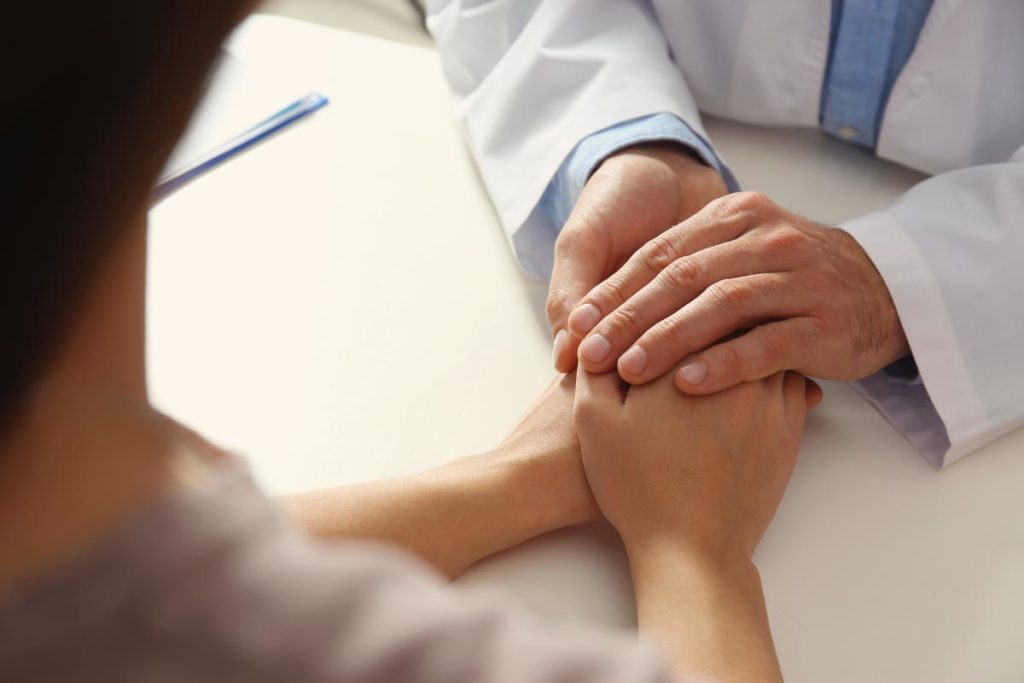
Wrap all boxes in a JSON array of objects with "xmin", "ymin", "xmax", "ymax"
[
  {"xmin": 737, "ymin": 190, "xmax": 773, "ymax": 210},
  {"xmin": 796, "ymin": 269, "xmax": 829, "ymax": 293},
  {"xmin": 553, "ymin": 226, "xmax": 579, "ymax": 256},
  {"xmin": 651, "ymin": 317, "xmax": 688, "ymax": 351},
  {"xmin": 714, "ymin": 341, "xmax": 747, "ymax": 379},
  {"xmin": 717, "ymin": 190, "xmax": 773, "ymax": 216},
  {"xmin": 640, "ymin": 233, "xmax": 680, "ymax": 273},
  {"xmin": 702, "ymin": 193, "xmax": 735, "ymax": 217},
  {"xmin": 706, "ymin": 191, "xmax": 777, "ymax": 226},
  {"xmin": 603, "ymin": 303, "xmax": 645, "ymax": 339},
  {"xmin": 763, "ymin": 225, "xmax": 811, "ymax": 254},
  {"xmin": 756, "ymin": 324, "xmax": 791, "ymax": 362},
  {"xmin": 708, "ymin": 279, "xmax": 753, "ymax": 314},
  {"xmin": 554, "ymin": 221, "xmax": 599, "ymax": 259},
  {"xmin": 545, "ymin": 290, "xmax": 572, "ymax": 324},
  {"xmin": 595, "ymin": 275, "xmax": 629, "ymax": 310},
  {"xmin": 662, "ymin": 257, "xmax": 705, "ymax": 293}
]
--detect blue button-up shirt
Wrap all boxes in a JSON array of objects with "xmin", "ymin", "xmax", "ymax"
[{"xmin": 539, "ymin": 0, "xmax": 935, "ymax": 228}]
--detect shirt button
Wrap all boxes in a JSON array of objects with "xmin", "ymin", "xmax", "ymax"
[
  {"xmin": 909, "ymin": 75, "xmax": 930, "ymax": 96},
  {"xmin": 837, "ymin": 125, "xmax": 858, "ymax": 141}
]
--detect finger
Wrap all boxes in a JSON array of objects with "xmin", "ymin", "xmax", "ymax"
[
  {"xmin": 567, "ymin": 194, "xmax": 760, "ymax": 340},
  {"xmin": 613, "ymin": 272, "xmax": 810, "ymax": 382},
  {"xmin": 805, "ymin": 379, "xmax": 824, "ymax": 410},
  {"xmin": 781, "ymin": 371, "xmax": 811, "ymax": 432},
  {"xmin": 574, "ymin": 368, "xmax": 626, "ymax": 426},
  {"xmin": 578, "ymin": 231, "xmax": 805, "ymax": 374},
  {"xmin": 548, "ymin": 229, "xmax": 609, "ymax": 373},
  {"xmin": 674, "ymin": 318, "xmax": 821, "ymax": 395}
]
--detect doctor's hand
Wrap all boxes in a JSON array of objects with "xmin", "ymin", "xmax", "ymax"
[
  {"xmin": 568, "ymin": 191, "xmax": 910, "ymax": 394},
  {"xmin": 549, "ymin": 143, "xmax": 728, "ymax": 372}
]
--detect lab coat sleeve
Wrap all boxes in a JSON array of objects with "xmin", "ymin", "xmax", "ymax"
[
  {"xmin": 841, "ymin": 145, "xmax": 1024, "ymax": 468},
  {"xmin": 538, "ymin": 113, "xmax": 740, "ymax": 232},
  {"xmin": 426, "ymin": 0, "xmax": 720, "ymax": 280}
]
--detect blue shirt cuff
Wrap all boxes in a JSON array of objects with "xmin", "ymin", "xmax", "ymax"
[{"xmin": 537, "ymin": 113, "xmax": 739, "ymax": 230}]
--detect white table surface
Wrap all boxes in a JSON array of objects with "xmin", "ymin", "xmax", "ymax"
[{"xmin": 147, "ymin": 15, "xmax": 1024, "ymax": 683}]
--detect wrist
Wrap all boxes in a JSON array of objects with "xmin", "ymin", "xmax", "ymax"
[
  {"xmin": 449, "ymin": 441, "xmax": 598, "ymax": 536},
  {"xmin": 626, "ymin": 533, "xmax": 757, "ymax": 584},
  {"xmin": 499, "ymin": 439, "xmax": 599, "ymax": 529},
  {"xmin": 627, "ymin": 537, "xmax": 782, "ymax": 683},
  {"xmin": 835, "ymin": 227, "xmax": 911, "ymax": 369},
  {"xmin": 627, "ymin": 538, "xmax": 770, "ymax": 643},
  {"xmin": 607, "ymin": 143, "xmax": 728, "ymax": 213}
]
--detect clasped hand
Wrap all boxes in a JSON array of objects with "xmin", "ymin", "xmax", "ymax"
[
  {"xmin": 574, "ymin": 367, "xmax": 821, "ymax": 560},
  {"xmin": 549, "ymin": 145, "xmax": 910, "ymax": 397},
  {"xmin": 503, "ymin": 365, "xmax": 821, "ymax": 567}
]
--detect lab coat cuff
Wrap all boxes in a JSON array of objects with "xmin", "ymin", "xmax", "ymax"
[
  {"xmin": 851, "ymin": 366, "xmax": 952, "ymax": 469},
  {"xmin": 842, "ymin": 211, "xmax": 982, "ymax": 468},
  {"xmin": 538, "ymin": 113, "xmax": 739, "ymax": 230}
]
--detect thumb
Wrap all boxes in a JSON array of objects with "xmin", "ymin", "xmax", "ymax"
[
  {"xmin": 675, "ymin": 320, "xmax": 810, "ymax": 395},
  {"xmin": 548, "ymin": 229, "xmax": 608, "ymax": 373}
]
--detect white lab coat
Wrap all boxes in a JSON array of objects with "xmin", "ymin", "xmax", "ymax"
[{"xmin": 426, "ymin": 0, "xmax": 1024, "ymax": 467}]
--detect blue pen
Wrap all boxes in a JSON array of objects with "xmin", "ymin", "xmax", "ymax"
[{"xmin": 153, "ymin": 90, "xmax": 329, "ymax": 203}]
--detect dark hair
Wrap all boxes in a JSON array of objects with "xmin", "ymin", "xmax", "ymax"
[{"xmin": 1, "ymin": 1, "xmax": 255, "ymax": 428}]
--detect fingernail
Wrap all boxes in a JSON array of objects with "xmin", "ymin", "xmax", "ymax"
[
  {"xmin": 679, "ymin": 361, "xmax": 707, "ymax": 385},
  {"xmin": 552, "ymin": 329, "xmax": 568, "ymax": 366},
  {"xmin": 569, "ymin": 303, "xmax": 601, "ymax": 336},
  {"xmin": 579, "ymin": 334, "xmax": 611, "ymax": 364},
  {"xmin": 619, "ymin": 346, "xmax": 647, "ymax": 375}
]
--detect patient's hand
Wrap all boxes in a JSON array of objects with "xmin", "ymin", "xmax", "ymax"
[
  {"xmin": 496, "ymin": 373, "xmax": 598, "ymax": 527},
  {"xmin": 575, "ymin": 369, "xmax": 821, "ymax": 681},
  {"xmin": 279, "ymin": 374, "xmax": 597, "ymax": 578},
  {"xmin": 575, "ymin": 368, "xmax": 821, "ymax": 558}
]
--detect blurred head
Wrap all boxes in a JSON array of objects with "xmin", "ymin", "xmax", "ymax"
[{"xmin": 1, "ymin": 1, "xmax": 257, "ymax": 431}]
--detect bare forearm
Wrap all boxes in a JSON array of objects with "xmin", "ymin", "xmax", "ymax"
[
  {"xmin": 278, "ymin": 442, "xmax": 596, "ymax": 578},
  {"xmin": 628, "ymin": 542, "xmax": 783, "ymax": 683}
]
